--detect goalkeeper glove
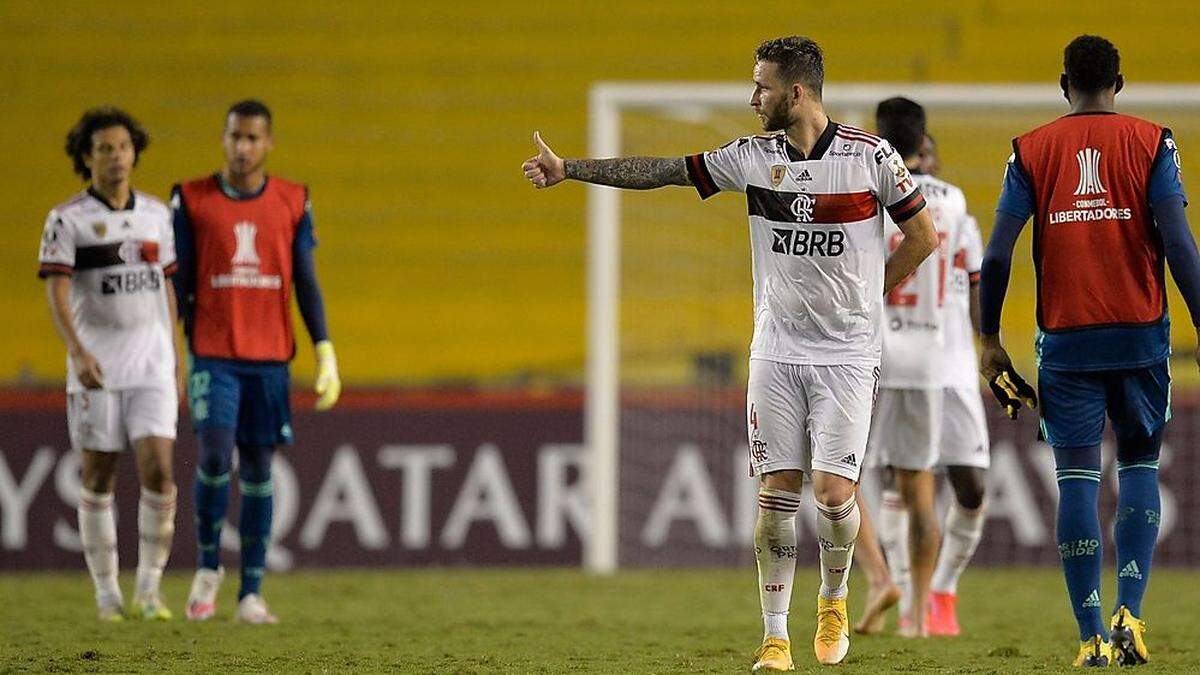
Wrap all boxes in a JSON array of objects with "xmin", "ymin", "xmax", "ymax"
[
  {"xmin": 314, "ymin": 340, "xmax": 341, "ymax": 411},
  {"xmin": 988, "ymin": 368, "xmax": 1037, "ymax": 420}
]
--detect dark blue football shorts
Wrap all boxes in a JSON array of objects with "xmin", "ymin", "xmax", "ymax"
[
  {"xmin": 187, "ymin": 355, "xmax": 293, "ymax": 446},
  {"xmin": 1037, "ymin": 360, "xmax": 1170, "ymax": 449}
]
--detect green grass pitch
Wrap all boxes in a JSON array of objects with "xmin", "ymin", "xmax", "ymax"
[{"xmin": 2, "ymin": 567, "xmax": 1197, "ymax": 673}]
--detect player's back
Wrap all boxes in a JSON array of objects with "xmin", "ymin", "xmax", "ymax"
[
  {"xmin": 880, "ymin": 173, "xmax": 967, "ymax": 389},
  {"xmin": 1010, "ymin": 112, "xmax": 1176, "ymax": 370},
  {"xmin": 1016, "ymin": 114, "xmax": 1164, "ymax": 330},
  {"xmin": 940, "ymin": 213, "xmax": 983, "ymax": 390}
]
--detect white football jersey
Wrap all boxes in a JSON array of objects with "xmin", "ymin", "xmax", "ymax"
[
  {"xmin": 687, "ymin": 121, "xmax": 926, "ymax": 366},
  {"xmin": 941, "ymin": 213, "xmax": 984, "ymax": 390},
  {"xmin": 879, "ymin": 173, "xmax": 970, "ymax": 389},
  {"xmin": 38, "ymin": 189, "xmax": 178, "ymax": 393}
]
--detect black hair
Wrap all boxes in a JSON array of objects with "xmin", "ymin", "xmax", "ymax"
[
  {"xmin": 1064, "ymin": 35, "xmax": 1121, "ymax": 94},
  {"xmin": 755, "ymin": 36, "xmax": 824, "ymax": 99},
  {"xmin": 226, "ymin": 99, "xmax": 273, "ymax": 129},
  {"xmin": 64, "ymin": 106, "xmax": 149, "ymax": 180},
  {"xmin": 875, "ymin": 97, "xmax": 926, "ymax": 158}
]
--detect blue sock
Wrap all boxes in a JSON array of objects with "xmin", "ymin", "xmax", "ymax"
[
  {"xmin": 1114, "ymin": 460, "xmax": 1160, "ymax": 617},
  {"xmin": 195, "ymin": 428, "xmax": 235, "ymax": 570},
  {"xmin": 1054, "ymin": 445, "xmax": 1106, "ymax": 641},
  {"xmin": 238, "ymin": 445, "xmax": 274, "ymax": 599}
]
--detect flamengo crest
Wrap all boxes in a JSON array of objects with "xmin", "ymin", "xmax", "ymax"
[{"xmin": 790, "ymin": 194, "xmax": 816, "ymax": 222}]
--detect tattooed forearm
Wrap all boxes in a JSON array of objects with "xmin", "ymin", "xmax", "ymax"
[{"xmin": 563, "ymin": 157, "xmax": 691, "ymax": 189}]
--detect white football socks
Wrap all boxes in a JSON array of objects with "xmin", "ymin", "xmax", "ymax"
[
  {"xmin": 931, "ymin": 502, "xmax": 985, "ymax": 595},
  {"xmin": 878, "ymin": 488, "xmax": 912, "ymax": 617},
  {"xmin": 136, "ymin": 485, "xmax": 177, "ymax": 598},
  {"xmin": 79, "ymin": 488, "xmax": 121, "ymax": 608},
  {"xmin": 816, "ymin": 494, "xmax": 860, "ymax": 600},
  {"xmin": 756, "ymin": 487, "xmax": 802, "ymax": 640}
]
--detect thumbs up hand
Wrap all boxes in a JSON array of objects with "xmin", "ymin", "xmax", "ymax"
[{"xmin": 522, "ymin": 131, "xmax": 566, "ymax": 188}]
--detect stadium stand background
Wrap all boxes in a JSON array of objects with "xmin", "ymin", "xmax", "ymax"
[{"xmin": 3, "ymin": 1, "xmax": 1200, "ymax": 387}]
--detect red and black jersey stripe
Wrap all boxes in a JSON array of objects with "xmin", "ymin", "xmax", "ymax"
[
  {"xmin": 73, "ymin": 241, "xmax": 163, "ymax": 270},
  {"xmin": 886, "ymin": 190, "xmax": 927, "ymax": 223},
  {"xmin": 38, "ymin": 241, "xmax": 171, "ymax": 278},
  {"xmin": 37, "ymin": 262, "xmax": 73, "ymax": 278},
  {"xmin": 747, "ymin": 185, "xmax": 879, "ymax": 224},
  {"xmin": 685, "ymin": 153, "xmax": 720, "ymax": 199}
]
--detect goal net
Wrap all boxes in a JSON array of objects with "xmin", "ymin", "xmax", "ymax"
[{"xmin": 586, "ymin": 82, "xmax": 1200, "ymax": 573}]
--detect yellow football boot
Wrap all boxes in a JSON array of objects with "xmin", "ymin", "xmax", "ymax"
[
  {"xmin": 1109, "ymin": 605, "xmax": 1148, "ymax": 666},
  {"xmin": 1072, "ymin": 635, "xmax": 1113, "ymax": 667},
  {"xmin": 97, "ymin": 603, "xmax": 125, "ymax": 622},
  {"xmin": 814, "ymin": 596, "xmax": 850, "ymax": 665},
  {"xmin": 134, "ymin": 592, "xmax": 173, "ymax": 621},
  {"xmin": 751, "ymin": 637, "xmax": 794, "ymax": 672}
]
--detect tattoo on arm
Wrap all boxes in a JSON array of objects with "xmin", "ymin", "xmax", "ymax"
[{"xmin": 564, "ymin": 157, "xmax": 691, "ymax": 189}]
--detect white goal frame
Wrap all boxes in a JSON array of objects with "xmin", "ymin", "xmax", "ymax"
[{"xmin": 585, "ymin": 82, "xmax": 1200, "ymax": 574}]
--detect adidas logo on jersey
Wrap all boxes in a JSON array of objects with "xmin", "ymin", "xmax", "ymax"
[
  {"xmin": 1118, "ymin": 561, "xmax": 1143, "ymax": 580},
  {"xmin": 1082, "ymin": 589, "xmax": 1102, "ymax": 609},
  {"xmin": 840, "ymin": 454, "xmax": 857, "ymax": 467},
  {"xmin": 796, "ymin": 169, "xmax": 813, "ymax": 182}
]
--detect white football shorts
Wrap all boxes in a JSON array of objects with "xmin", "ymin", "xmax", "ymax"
[
  {"xmin": 937, "ymin": 386, "xmax": 990, "ymax": 469},
  {"xmin": 67, "ymin": 387, "xmax": 178, "ymax": 452},
  {"xmin": 745, "ymin": 358, "xmax": 879, "ymax": 482},
  {"xmin": 867, "ymin": 387, "xmax": 943, "ymax": 471}
]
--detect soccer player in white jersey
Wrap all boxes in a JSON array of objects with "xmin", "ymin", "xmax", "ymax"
[
  {"xmin": 866, "ymin": 98, "xmax": 978, "ymax": 637},
  {"xmin": 523, "ymin": 36, "xmax": 937, "ymax": 668},
  {"xmin": 922, "ymin": 134, "xmax": 991, "ymax": 637},
  {"xmin": 38, "ymin": 108, "xmax": 180, "ymax": 622}
]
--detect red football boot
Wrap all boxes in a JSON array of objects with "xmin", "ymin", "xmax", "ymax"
[{"xmin": 926, "ymin": 591, "xmax": 960, "ymax": 636}]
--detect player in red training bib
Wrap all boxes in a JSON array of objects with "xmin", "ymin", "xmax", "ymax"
[
  {"xmin": 980, "ymin": 35, "xmax": 1198, "ymax": 667},
  {"xmin": 171, "ymin": 100, "xmax": 341, "ymax": 624}
]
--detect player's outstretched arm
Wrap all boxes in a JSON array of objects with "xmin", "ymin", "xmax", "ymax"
[
  {"xmin": 883, "ymin": 207, "xmax": 937, "ymax": 294},
  {"xmin": 522, "ymin": 132, "xmax": 691, "ymax": 190}
]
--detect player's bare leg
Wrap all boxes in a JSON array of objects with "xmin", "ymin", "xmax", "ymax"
[
  {"xmin": 752, "ymin": 469, "xmax": 802, "ymax": 671},
  {"xmin": 928, "ymin": 466, "xmax": 986, "ymax": 636},
  {"xmin": 895, "ymin": 467, "xmax": 939, "ymax": 637},
  {"xmin": 79, "ymin": 449, "xmax": 123, "ymax": 620},
  {"xmin": 132, "ymin": 435, "xmax": 177, "ymax": 620},
  {"xmin": 810, "ymin": 470, "xmax": 859, "ymax": 665},
  {"xmin": 852, "ymin": 487, "xmax": 900, "ymax": 635},
  {"xmin": 875, "ymin": 468, "xmax": 913, "ymax": 630}
]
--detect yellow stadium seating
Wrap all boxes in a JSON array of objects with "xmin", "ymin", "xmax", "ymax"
[{"xmin": 3, "ymin": 1, "xmax": 1199, "ymax": 385}]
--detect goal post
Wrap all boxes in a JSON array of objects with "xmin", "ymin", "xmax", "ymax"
[{"xmin": 584, "ymin": 82, "xmax": 1200, "ymax": 575}]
